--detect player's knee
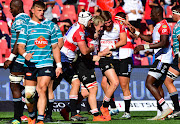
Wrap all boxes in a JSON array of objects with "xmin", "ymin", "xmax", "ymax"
[
  {"xmin": 9, "ymin": 74, "xmax": 23, "ymax": 84},
  {"xmin": 112, "ymin": 81, "xmax": 119, "ymax": 88},
  {"xmin": 25, "ymin": 86, "xmax": 36, "ymax": 99}
]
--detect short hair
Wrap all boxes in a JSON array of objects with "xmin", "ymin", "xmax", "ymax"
[
  {"xmin": 92, "ymin": 16, "xmax": 104, "ymax": 26},
  {"xmin": 152, "ymin": 5, "xmax": 163, "ymax": 16},
  {"xmin": 31, "ymin": 1, "xmax": 45, "ymax": 9},
  {"xmin": 115, "ymin": 12, "xmax": 126, "ymax": 19},
  {"xmin": 10, "ymin": 0, "xmax": 23, "ymax": 10},
  {"xmin": 101, "ymin": 11, "xmax": 112, "ymax": 21},
  {"xmin": 171, "ymin": 5, "xmax": 180, "ymax": 12}
]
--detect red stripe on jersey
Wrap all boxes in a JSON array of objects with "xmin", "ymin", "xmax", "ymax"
[{"xmin": 64, "ymin": 41, "xmax": 77, "ymax": 51}]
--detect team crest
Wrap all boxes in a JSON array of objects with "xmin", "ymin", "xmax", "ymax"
[
  {"xmin": 162, "ymin": 25, "xmax": 167, "ymax": 28},
  {"xmin": 34, "ymin": 36, "xmax": 48, "ymax": 48}
]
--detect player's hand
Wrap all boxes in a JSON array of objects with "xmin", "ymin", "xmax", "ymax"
[
  {"xmin": 25, "ymin": 52, "xmax": 34, "ymax": 61},
  {"xmin": 134, "ymin": 45, "xmax": 144, "ymax": 54},
  {"xmin": 131, "ymin": 10, "xmax": 136, "ymax": 14},
  {"xmin": 3, "ymin": 60, "xmax": 12, "ymax": 69},
  {"xmin": 55, "ymin": 67, "xmax": 63, "ymax": 78},
  {"xmin": 178, "ymin": 57, "xmax": 180, "ymax": 69},
  {"xmin": 93, "ymin": 55, "xmax": 100, "ymax": 62}
]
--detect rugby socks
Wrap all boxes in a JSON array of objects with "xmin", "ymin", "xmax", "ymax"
[
  {"xmin": 157, "ymin": 101, "xmax": 162, "ymax": 116},
  {"xmin": 158, "ymin": 98, "xmax": 169, "ymax": 110},
  {"xmin": 13, "ymin": 98, "xmax": 22, "ymax": 122},
  {"xmin": 103, "ymin": 95, "xmax": 110, "ymax": 108},
  {"xmin": 170, "ymin": 92, "xmax": 180, "ymax": 111},
  {"xmin": 124, "ymin": 95, "xmax": 131, "ymax": 113},
  {"xmin": 70, "ymin": 95, "xmax": 78, "ymax": 116},
  {"xmin": 110, "ymin": 94, "xmax": 116, "ymax": 109},
  {"xmin": 28, "ymin": 111, "xmax": 36, "ymax": 120},
  {"xmin": 46, "ymin": 99, "xmax": 54, "ymax": 117},
  {"xmin": 20, "ymin": 89, "xmax": 25, "ymax": 117},
  {"xmin": 37, "ymin": 115, "xmax": 44, "ymax": 122},
  {"xmin": 90, "ymin": 108, "xmax": 99, "ymax": 116}
]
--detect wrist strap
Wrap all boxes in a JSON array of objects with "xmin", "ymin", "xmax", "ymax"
[
  {"xmin": 135, "ymin": 30, "xmax": 140, "ymax": 36},
  {"xmin": 22, "ymin": 52, "xmax": 27, "ymax": 58},
  {"xmin": 8, "ymin": 53, "xmax": 16, "ymax": 61},
  {"xmin": 144, "ymin": 44, "xmax": 150, "ymax": 50},
  {"xmin": 56, "ymin": 62, "xmax": 62, "ymax": 68}
]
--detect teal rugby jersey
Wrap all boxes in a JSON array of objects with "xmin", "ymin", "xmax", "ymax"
[
  {"xmin": 17, "ymin": 19, "xmax": 58, "ymax": 68},
  {"xmin": 11, "ymin": 13, "xmax": 30, "ymax": 64},
  {"xmin": 172, "ymin": 20, "xmax": 180, "ymax": 55},
  {"xmin": 54, "ymin": 24, "xmax": 63, "ymax": 39}
]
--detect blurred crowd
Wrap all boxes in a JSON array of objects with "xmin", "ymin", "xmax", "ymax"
[{"xmin": 0, "ymin": 0, "xmax": 179, "ymax": 66}]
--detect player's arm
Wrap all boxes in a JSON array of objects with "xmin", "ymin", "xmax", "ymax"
[
  {"xmin": 77, "ymin": 41, "xmax": 94, "ymax": 55},
  {"xmin": 52, "ymin": 43, "xmax": 63, "ymax": 77},
  {"xmin": 134, "ymin": 35, "xmax": 169, "ymax": 53},
  {"xmin": 177, "ymin": 35, "xmax": 180, "ymax": 69},
  {"xmin": 18, "ymin": 43, "xmax": 34, "ymax": 61},
  {"xmin": 51, "ymin": 23, "xmax": 63, "ymax": 77},
  {"xmin": 3, "ymin": 32, "xmax": 20, "ymax": 69},
  {"xmin": 58, "ymin": 38, "xmax": 64, "ymax": 49},
  {"xmin": 115, "ymin": 31, "xmax": 127, "ymax": 48}
]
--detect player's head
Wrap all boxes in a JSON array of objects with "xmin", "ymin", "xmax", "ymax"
[
  {"xmin": 10, "ymin": 0, "xmax": 24, "ymax": 17},
  {"xmin": 92, "ymin": 16, "xmax": 104, "ymax": 32},
  {"xmin": 31, "ymin": 1, "xmax": 45, "ymax": 20},
  {"xmin": 151, "ymin": 5, "xmax": 163, "ymax": 23},
  {"xmin": 78, "ymin": 9, "xmax": 92, "ymax": 27},
  {"xmin": 171, "ymin": 5, "xmax": 180, "ymax": 22},
  {"xmin": 115, "ymin": 12, "xmax": 126, "ymax": 21},
  {"xmin": 101, "ymin": 11, "xmax": 113, "ymax": 32}
]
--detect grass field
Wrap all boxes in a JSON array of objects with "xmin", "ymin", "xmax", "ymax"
[{"xmin": 0, "ymin": 111, "xmax": 180, "ymax": 124}]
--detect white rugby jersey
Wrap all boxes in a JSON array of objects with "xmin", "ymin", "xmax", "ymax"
[
  {"xmin": 61, "ymin": 22, "xmax": 85, "ymax": 61},
  {"xmin": 119, "ymin": 28, "xmax": 134, "ymax": 59},
  {"xmin": 100, "ymin": 21, "xmax": 125, "ymax": 59},
  {"xmin": 152, "ymin": 19, "xmax": 173, "ymax": 64}
]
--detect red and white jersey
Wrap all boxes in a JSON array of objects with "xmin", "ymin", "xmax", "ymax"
[
  {"xmin": 100, "ymin": 21, "xmax": 125, "ymax": 59},
  {"xmin": 119, "ymin": 28, "xmax": 134, "ymax": 59},
  {"xmin": 152, "ymin": 19, "xmax": 173, "ymax": 64},
  {"xmin": 61, "ymin": 22, "xmax": 85, "ymax": 60}
]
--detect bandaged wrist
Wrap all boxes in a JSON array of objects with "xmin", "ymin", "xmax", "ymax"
[
  {"xmin": 8, "ymin": 53, "xmax": 16, "ymax": 61},
  {"xmin": 144, "ymin": 44, "xmax": 150, "ymax": 50},
  {"xmin": 135, "ymin": 30, "xmax": 140, "ymax": 36},
  {"xmin": 22, "ymin": 52, "xmax": 27, "ymax": 58},
  {"xmin": 108, "ymin": 44, "xmax": 116, "ymax": 50},
  {"xmin": 56, "ymin": 62, "xmax": 62, "ymax": 68}
]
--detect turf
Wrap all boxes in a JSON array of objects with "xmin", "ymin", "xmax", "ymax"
[{"xmin": 0, "ymin": 111, "xmax": 180, "ymax": 124}]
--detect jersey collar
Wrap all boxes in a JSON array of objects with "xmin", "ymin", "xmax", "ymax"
[{"xmin": 15, "ymin": 13, "xmax": 28, "ymax": 18}]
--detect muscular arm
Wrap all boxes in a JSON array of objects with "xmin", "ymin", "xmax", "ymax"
[
  {"xmin": 12, "ymin": 32, "xmax": 20, "ymax": 55},
  {"xmin": 149, "ymin": 35, "xmax": 169, "ymax": 49},
  {"xmin": 52, "ymin": 43, "xmax": 61, "ymax": 63},
  {"xmin": 77, "ymin": 41, "xmax": 94, "ymax": 55},
  {"xmin": 18, "ymin": 44, "xmax": 26, "ymax": 57},
  {"xmin": 58, "ymin": 38, "xmax": 64, "ymax": 49},
  {"xmin": 139, "ymin": 34, "xmax": 153, "ymax": 43},
  {"xmin": 115, "ymin": 32, "xmax": 127, "ymax": 48}
]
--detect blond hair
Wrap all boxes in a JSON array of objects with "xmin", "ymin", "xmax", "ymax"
[{"xmin": 92, "ymin": 16, "xmax": 104, "ymax": 26}]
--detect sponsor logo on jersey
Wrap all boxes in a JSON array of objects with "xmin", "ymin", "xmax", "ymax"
[
  {"xmin": 45, "ymin": 69, "xmax": 51, "ymax": 73},
  {"xmin": 34, "ymin": 36, "xmax": 48, "ymax": 48},
  {"xmin": 31, "ymin": 30, "xmax": 36, "ymax": 33},
  {"xmin": 162, "ymin": 25, "xmax": 167, "ymax": 28},
  {"xmin": 26, "ymin": 72, "xmax": 32, "ymax": 76},
  {"xmin": 16, "ymin": 19, "xmax": 23, "ymax": 25}
]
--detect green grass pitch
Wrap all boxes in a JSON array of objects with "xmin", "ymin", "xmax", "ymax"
[{"xmin": 0, "ymin": 111, "xmax": 180, "ymax": 124}]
